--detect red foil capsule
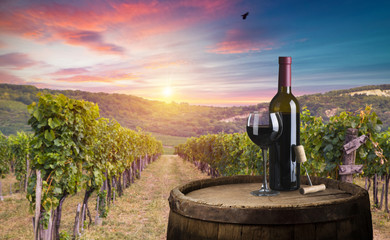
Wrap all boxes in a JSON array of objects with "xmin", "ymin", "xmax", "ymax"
[{"xmin": 278, "ymin": 56, "xmax": 292, "ymax": 87}]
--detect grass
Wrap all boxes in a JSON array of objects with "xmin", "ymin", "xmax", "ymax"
[
  {"xmin": 0, "ymin": 99, "xmax": 31, "ymax": 135},
  {"xmin": 150, "ymin": 133, "xmax": 188, "ymax": 155},
  {"xmin": 355, "ymin": 177, "xmax": 390, "ymax": 240},
  {"xmin": 1, "ymin": 159, "xmax": 390, "ymax": 239},
  {"xmin": 0, "ymin": 155, "xmax": 208, "ymax": 239},
  {"xmin": 0, "ymin": 173, "xmax": 33, "ymax": 239},
  {"xmin": 150, "ymin": 133, "xmax": 188, "ymax": 146},
  {"xmin": 82, "ymin": 155, "xmax": 209, "ymax": 239}
]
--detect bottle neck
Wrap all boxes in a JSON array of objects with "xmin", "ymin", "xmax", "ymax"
[
  {"xmin": 278, "ymin": 63, "xmax": 291, "ymax": 94},
  {"xmin": 278, "ymin": 85, "xmax": 291, "ymax": 94}
]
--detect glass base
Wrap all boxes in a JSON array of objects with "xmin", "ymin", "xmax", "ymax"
[{"xmin": 251, "ymin": 187, "xmax": 279, "ymax": 196}]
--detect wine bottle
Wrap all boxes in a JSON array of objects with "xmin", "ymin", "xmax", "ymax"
[{"xmin": 269, "ymin": 56, "xmax": 300, "ymax": 191}]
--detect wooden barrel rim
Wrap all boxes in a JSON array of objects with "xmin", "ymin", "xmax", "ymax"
[{"xmin": 168, "ymin": 175, "xmax": 370, "ymax": 225}]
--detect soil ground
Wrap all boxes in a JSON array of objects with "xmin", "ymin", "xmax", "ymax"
[{"xmin": 0, "ymin": 155, "xmax": 389, "ymax": 239}]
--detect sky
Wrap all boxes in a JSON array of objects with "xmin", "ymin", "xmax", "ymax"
[{"xmin": 0, "ymin": 0, "xmax": 389, "ymax": 106}]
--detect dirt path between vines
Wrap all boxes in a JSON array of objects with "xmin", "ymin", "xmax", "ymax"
[
  {"xmin": 82, "ymin": 155, "xmax": 209, "ymax": 240},
  {"xmin": 1, "ymin": 155, "xmax": 388, "ymax": 239}
]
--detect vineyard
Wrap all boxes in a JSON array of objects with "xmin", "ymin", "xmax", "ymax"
[
  {"xmin": 1, "ymin": 93, "xmax": 390, "ymax": 239},
  {"xmin": 175, "ymin": 106, "xmax": 390, "ymax": 212},
  {"xmin": 0, "ymin": 93, "xmax": 163, "ymax": 239}
]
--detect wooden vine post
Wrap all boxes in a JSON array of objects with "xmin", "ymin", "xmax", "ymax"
[
  {"xmin": 339, "ymin": 128, "xmax": 366, "ymax": 183},
  {"xmin": 0, "ymin": 180, "xmax": 3, "ymax": 201},
  {"xmin": 33, "ymin": 170, "xmax": 42, "ymax": 240},
  {"xmin": 25, "ymin": 154, "xmax": 29, "ymax": 192},
  {"xmin": 80, "ymin": 203, "xmax": 86, "ymax": 233},
  {"xmin": 73, "ymin": 203, "xmax": 81, "ymax": 239}
]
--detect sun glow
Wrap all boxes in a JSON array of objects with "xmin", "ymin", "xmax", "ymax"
[{"xmin": 163, "ymin": 86, "xmax": 173, "ymax": 98}]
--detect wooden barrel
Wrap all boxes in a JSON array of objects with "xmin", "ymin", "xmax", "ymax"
[{"xmin": 167, "ymin": 175, "xmax": 372, "ymax": 240}]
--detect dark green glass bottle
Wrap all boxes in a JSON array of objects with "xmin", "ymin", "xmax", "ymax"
[{"xmin": 269, "ymin": 56, "xmax": 300, "ymax": 191}]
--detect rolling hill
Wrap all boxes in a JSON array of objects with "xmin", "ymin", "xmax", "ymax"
[{"xmin": 0, "ymin": 83, "xmax": 389, "ymax": 137}]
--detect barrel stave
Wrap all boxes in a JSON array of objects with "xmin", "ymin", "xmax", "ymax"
[{"xmin": 167, "ymin": 175, "xmax": 373, "ymax": 240}]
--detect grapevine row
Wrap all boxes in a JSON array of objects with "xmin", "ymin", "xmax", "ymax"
[
  {"xmin": 175, "ymin": 106, "xmax": 390, "ymax": 212},
  {"xmin": 1, "ymin": 93, "xmax": 163, "ymax": 239},
  {"xmin": 175, "ymin": 132, "xmax": 260, "ymax": 177}
]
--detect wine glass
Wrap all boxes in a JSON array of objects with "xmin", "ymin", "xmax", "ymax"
[{"xmin": 246, "ymin": 110, "xmax": 283, "ymax": 196}]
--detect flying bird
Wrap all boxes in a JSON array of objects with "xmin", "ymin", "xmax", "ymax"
[{"xmin": 242, "ymin": 12, "xmax": 249, "ymax": 20}]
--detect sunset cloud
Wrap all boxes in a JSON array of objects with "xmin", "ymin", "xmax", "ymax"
[
  {"xmin": 56, "ymin": 75, "xmax": 107, "ymax": 83},
  {"xmin": 0, "ymin": 0, "xmax": 239, "ymax": 53},
  {"xmin": 56, "ymin": 30, "xmax": 124, "ymax": 54},
  {"xmin": 208, "ymin": 29, "xmax": 276, "ymax": 54},
  {"xmin": 55, "ymin": 72, "xmax": 138, "ymax": 83},
  {"xmin": 0, "ymin": 53, "xmax": 39, "ymax": 69},
  {"xmin": 0, "ymin": 1, "xmax": 156, "ymax": 33},
  {"xmin": 0, "ymin": 71, "xmax": 26, "ymax": 84},
  {"xmin": 51, "ymin": 67, "xmax": 90, "ymax": 76},
  {"xmin": 0, "ymin": 40, "xmax": 6, "ymax": 48},
  {"xmin": 209, "ymin": 41, "xmax": 274, "ymax": 54},
  {"xmin": 0, "ymin": 0, "xmax": 388, "ymax": 106},
  {"xmin": 0, "ymin": 1, "xmax": 157, "ymax": 54},
  {"xmin": 144, "ymin": 59, "xmax": 188, "ymax": 70}
]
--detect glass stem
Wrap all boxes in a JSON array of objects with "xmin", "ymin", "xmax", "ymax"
[{"xmin": 262, "ymin": 147, "xmax": 268, "ymax": 190}]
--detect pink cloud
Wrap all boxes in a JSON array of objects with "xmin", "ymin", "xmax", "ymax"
[
  {"xmin": 209, "ymin": 41, "xmax": 274, "ymax": 54},
  {"xmin": 127, "ymin": 0, "xmax": 240, "ymax": 39},
  {"xmin": 0, "ymin": 2, "xmax": 131, "ymax": 34},
  {"xmin": 0, "ymin": 1, "xmax": 161, "ymax": 38},
  {"xmin": 0, "ymin": 52, "xmax": 39, "ymax": 69},
  {"xmin": 51, "ymin": 67, "xmax": 90, "ymax": 76},
  {"xmin": 56, "ymin": 75, "xmax": 106, "ymax": 83},
  {"xmin": 0, "ymin": 71, "xmax": 26, "ymax": 84},
  {"xmin": 55, "ymin": 72, "xmax": 138, "ymax": 83},
  {"xmin": 0, "ymin": 1, "xmax": 147, "ymax": 53},
  {"xmin": 0, "ymin": 0, "xmax": 241, "ymax": 52},
  {"xmin": 208, "ymin": 28, "xmax": 276, "ymax": 54},
  {"xmin": 180, "ymin": 0, "xmax": 240, "ymax": 14},
  {"xmin": 144, "ymin": 59, "xmax": 188, "ymax": 69},
  {"xmin": 56, "ymin": 30, "xmax": 124, "ymax": 54},
  {"xmin": 0, "ymin": 40, "xmax": 6, "ymax": 48}
]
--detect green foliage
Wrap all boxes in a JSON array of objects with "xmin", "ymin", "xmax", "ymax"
[
  {"xmin": 151, "ymin": 133, "xmax": 187, "ymax": 146},
  {"xmin": 0, "ymin": 100, "xmax": 31, "ymax": 135},
  {"xmin": 27, "ymin": 93, "xmax": 100, "ymax": 220},
  {"xmin": 299, "ymin": 85, "xmax": 390, "ymax": 131},
  {"xmin": 0, "ymin": 131, "xmax": 10, "ymax": 177},
  {"xmin": 301, "ymin": 105, "xmax": 384, "ymax": 179},
  {"xmin": 175, "ymin": 132, "xmax": 262, "ymax": 176},
  {"xmin": 7, "ymin": 131, "xmax": 33, "ymax": 183},
  {"xmin": 97, "ymin": 190, "xmax": 108, "ymax": 218},
  {"xmin": 377, "ymin": 129, "xmax": 390, "ymax": 175},
  {"xmin": 1, "ymin": 83, "xmax": 390, "ymax": 137},
  {"xmin": 24, "ymin": 93, "xmax": 163, "ymax": 229},
  {"xmin": 0, "ymin": 83, "xmax": 252, "ymax": 137},
  {"xmin": 151, "ymin": 133, "xmax": 188, "ymax": 154},
  {"xmin": 177, "ymin": 105, "xmax": 389, "ymax": 180},
  {"xmin": 59, "ymin": 231, "xmax": 71, "ymax": 240}
]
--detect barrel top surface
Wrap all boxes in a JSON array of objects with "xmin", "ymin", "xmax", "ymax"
[
  {"xmin": 168, "ymin": 175, "xmax": 370, "ymax": 225},
  {"xmin": 186, "ymin": 183, "xmax": 351, "ymax": 208}
]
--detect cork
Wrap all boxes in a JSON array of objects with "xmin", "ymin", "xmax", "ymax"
[
  {"xmin": 299, "ymin": 184, "xmax": 326, "ymax": 195},
  {"xmin": 294, "ymin": 145, "xmax": 307, "ymax": 163}
]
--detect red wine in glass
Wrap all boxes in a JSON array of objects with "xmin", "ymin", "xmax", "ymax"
[
  {"xmin": 246, "ymin": 126, "xmax": 280, "ymax": 148},
  {"xmin": 246, "ymin": 111, "xmax": 282, "ymax": 196}
]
